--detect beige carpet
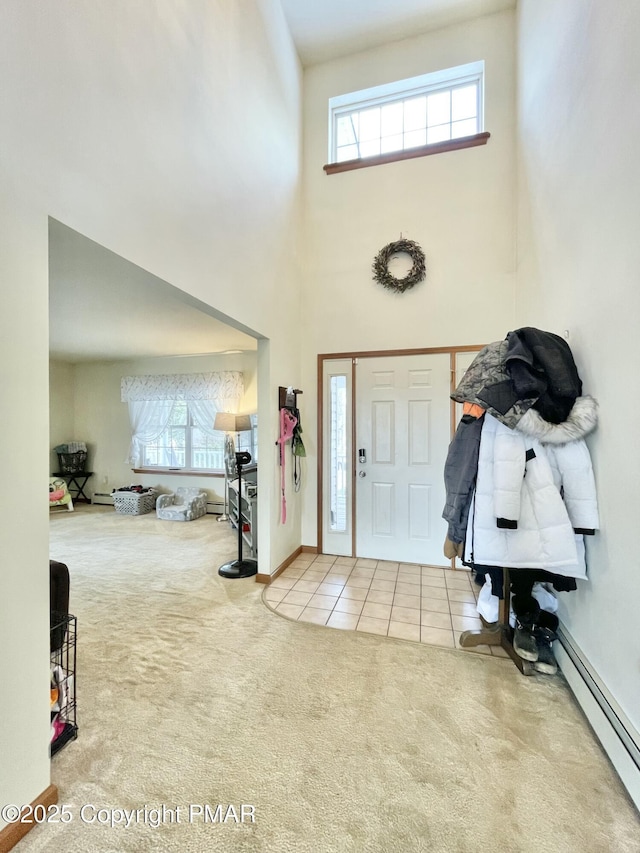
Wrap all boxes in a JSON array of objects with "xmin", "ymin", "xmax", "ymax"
[{"xmin": 19, "ymin": 505, "xmax": 639, "ymax": 852}]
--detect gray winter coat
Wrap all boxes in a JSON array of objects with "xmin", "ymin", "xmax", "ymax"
[{"xmin": 442, "ymin": 414, "xmax": 484, "ymax": 544}]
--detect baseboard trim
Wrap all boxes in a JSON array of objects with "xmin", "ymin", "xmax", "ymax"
[
  {"xmin": 557, "ymin": 625, "xmax": 640, "ymax": 811},
  {"xmin": 91, "ymin": 492, "xmax": 114, "ymax": 506},
  {"xmin": 256, "ymin": 545, "xmax": 312, "ymax": 585},
  {"xmin": 0, "ymin": 784, "xmax": 58, "ymax": 852}
]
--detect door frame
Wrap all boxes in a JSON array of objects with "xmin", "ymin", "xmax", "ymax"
[{"xmin": 317, "ymin": 344, "xmax": 484, "ymax": 560}]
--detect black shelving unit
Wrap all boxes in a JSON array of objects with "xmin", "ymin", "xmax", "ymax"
[
  {"xmin": 228, "ymin": 478, "xmax": 258, "ymax": 559},
  {"xmin": 50, "ymin": 612, "xmax": 78, "ymax": 757}
]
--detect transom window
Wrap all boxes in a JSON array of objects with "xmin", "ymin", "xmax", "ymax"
[{"xmin": 329, "ymin": 61, "xmax": 484, "ymax": 165}]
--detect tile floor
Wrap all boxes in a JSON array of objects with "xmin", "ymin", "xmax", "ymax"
[{"xmin": 263, "ymin": 554, "xmax": 509, "ymax": 658}]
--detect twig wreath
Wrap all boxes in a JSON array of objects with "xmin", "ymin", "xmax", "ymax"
[{"xmin": 372, "ymin": 239, "xmax": 426, "ymax": 294}]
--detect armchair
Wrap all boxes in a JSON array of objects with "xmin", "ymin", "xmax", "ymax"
[{"xmin": 156, "ymin": 487, "xmax": 207, "ymax": 522}]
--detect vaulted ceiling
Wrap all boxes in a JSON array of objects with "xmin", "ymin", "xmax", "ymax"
[
  {"xmin": 49, "ymin": 0, "xmax": 516, "ymax": 362},
  {"xmin": 49, "ymin": 220, "xmax": 258, "ymax": 363},
  {"xmin": 280, "ymin": 0, "xmax": 516, "ymax": 65}
]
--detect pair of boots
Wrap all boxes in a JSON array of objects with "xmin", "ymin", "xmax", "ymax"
[{"xmin": 512, "ymin": 600, "xmax": 559, "ymax": 675}]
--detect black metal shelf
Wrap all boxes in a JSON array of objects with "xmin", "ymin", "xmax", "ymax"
[
  {"xmin": 50, "ymin": 612, "xmax": 77, "ymax": 757},
  {"xmin": 228, "ymin": 479, "xmax": 257, "ymax": 558}
]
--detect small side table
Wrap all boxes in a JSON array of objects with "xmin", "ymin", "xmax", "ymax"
[{"xmin": 53, "ymin": 472, "xmax": 94, "ymax": 503}]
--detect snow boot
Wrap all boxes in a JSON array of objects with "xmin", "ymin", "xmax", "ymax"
[
  {"xmin": 513, "ymin": 619, "xmax": 538, "ymax": 661},
  {"xmin": 512, "ymin": 597, "xmax": 540, "ymax": 662},
  {"xmin": 534, "ymin": 618, "xmax": 558, "ymax": 675}
]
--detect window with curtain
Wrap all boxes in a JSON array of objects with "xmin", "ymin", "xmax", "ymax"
[{"xmin": 121, "ymin": 372, "xmax": 255, "ymax": 472}]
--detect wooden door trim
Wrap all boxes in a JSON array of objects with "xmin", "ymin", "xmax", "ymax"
[
  {"xmin": 350, "ymin": 358, "xmax": 357, "ymax": 558},
  {"xmin": 317, "ymin": 345, "xmax": 484, "ymax": 558}
]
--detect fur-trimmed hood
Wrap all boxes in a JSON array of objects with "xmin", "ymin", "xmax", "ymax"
[{"xmin": 516, "ymin": 395, "xmax": 598, "ymax": 444}]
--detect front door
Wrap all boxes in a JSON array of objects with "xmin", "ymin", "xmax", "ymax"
[{"xmin": 355, "ymin": 354, "xmax": 451, "ymax": 566}]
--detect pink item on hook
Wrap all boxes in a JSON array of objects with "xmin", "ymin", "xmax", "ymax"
[{"xmin": 277, "ymin": 407, "xmax": 298, "ymax": 523}]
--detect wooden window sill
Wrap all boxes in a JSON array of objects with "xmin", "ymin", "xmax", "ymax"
[
  {"xmin": 324, "ymin": 132, "xmax": 490, "ymax": 175},
  {"xmin": 132, "ymin": 468, "xmax": 223, "ymax": 478}
]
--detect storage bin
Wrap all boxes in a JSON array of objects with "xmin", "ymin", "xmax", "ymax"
[
  {"xmin": 112, "ymin": 489, "xmax": 157, "ymax": 515},
  {"xmin": 57, "ymin": 451, "xmax": 87, "ymax": 473}
]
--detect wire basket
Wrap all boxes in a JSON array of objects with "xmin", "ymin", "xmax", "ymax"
[
  {"xmin": 50, "ymin": 612, "xmax": 77, "ymax": 757},
  {"xmin": 57, "ymin": 451, "xmax": 87, "ymax": 474},
  {"xmin": 112, "ymin": 489, "xmax": 157, "ymax": 515}
]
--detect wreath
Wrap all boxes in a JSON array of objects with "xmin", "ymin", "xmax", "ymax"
[{"xmin": 372, "ymin": 239, "xmax": 426, "ymax": 293}]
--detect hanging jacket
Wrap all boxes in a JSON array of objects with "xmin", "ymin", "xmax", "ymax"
[
  {"xmin": 452, "ymin": 328, "xmax": 583, "ymax": 429},
  {"xmin": 464, "ymin": 396, "xmax": 599, "ymax": 578},
  {"xmin": 442, "ymin": 412, "xmax": 484, "ymax": 545},
  {"xmin": 505, "ymin": 327, "xmax": 582, "ymax": 424},
  {"xmin": 451, "ymin": 340, "xmax": 537, "ymax": 429}
]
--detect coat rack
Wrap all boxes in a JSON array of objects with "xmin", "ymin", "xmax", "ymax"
[
  {"xmin": 278, "ymin": 386, "xmax": 302, "ymax": 410},
  {"xmin": 459, "ymin": 568, "xmax": 535, "ymax": 675}
]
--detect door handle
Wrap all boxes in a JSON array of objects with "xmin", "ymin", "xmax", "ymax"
[{"xmin": 358, "ymin": 471, "xmax": 366, "ymax": 478}]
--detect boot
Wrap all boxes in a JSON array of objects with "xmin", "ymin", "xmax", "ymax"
[
  {"xmin": 512, "ymin": 597, "xmax": 540, "ymax": 662},
  {"xmin": 533, "ymin": 611, "xmax": 558, "ymax": 675},
  {"xmin": 513, "ymin": 617, "xmax": 538, "ymax": 661}
]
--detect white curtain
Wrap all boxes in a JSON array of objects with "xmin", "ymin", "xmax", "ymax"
[
  {"xmin": 189, "ymin": 376, "xmax": 245, "ymax": 436},
  {"xmin": 126, "ymin": 400, "xmax": 178, "ymax": 467},
  {"xmin": 189, "ymin": 399, "xmax": 219, "ymax": 438},
  {"xmin": 121, "ymin": 372, "xmax": 244, "ymax": 465}
]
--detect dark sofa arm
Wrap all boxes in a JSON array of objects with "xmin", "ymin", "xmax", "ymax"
[{"xmin": 50, "ymin": 560, "xmax": 70, "ymax": 652}]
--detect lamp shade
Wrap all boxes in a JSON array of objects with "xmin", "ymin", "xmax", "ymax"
[{"xmin": 214, "ymin": 412, "xmax": 252, "ymax": 433}]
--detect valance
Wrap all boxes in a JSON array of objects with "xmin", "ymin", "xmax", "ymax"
[{"xmin": 121, "ymin": 371, "xmax": 244, "ymax": 403}]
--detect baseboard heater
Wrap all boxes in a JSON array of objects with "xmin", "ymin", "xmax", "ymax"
[
  {"xmin": 92, "ymin": 495, "xmax": 223, "ymax": 513},
  {"xmin": 557, "ymin": 624, "xmax": 640, "ymax": 810},
  {"xmin": 92, "ymin": 492, "xmax": 114, "ymax": 506}
]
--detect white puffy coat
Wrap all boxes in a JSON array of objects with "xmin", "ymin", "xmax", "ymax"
[{"xmin": 464, "ymin": 397, "xmax": 599, "ymax": 578}]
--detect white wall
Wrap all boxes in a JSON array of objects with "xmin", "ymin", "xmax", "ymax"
[
  {"xmin": 300, "ymin": 10, "xmax": 517, "ymax": 544},
  {"xmin": 0, "ymin": 198, "xmax": 52, "ymax": 819},
  {"xmin": 1, "ymin": 0, "xmax": 301, "ymax": 823},
  {"xmin": 49, "ymin": 352, "xmax": 257, "ymax": 502},
  {"xmin": 517, "ymin": 0, "xmax": 640, "ymax": 734},
  {"xmin": 49, "ymin": 361, "xmax": 76, "ymax": 474}
]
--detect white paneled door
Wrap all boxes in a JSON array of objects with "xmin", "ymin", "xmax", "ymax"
[{"xmin": 355, "ymin": 354, "xmax": 451, "ymax": 566}]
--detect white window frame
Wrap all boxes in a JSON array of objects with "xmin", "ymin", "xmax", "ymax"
[
  {"xmin": 142, "ymin": 405, "xmax": 258, "ymax": 473},
  {"xmin": 322, "ymin": 359, "xmax": 353, "ymax": 557},
  {"xmin": 328, "ymin": 61, "xmax": 484, "ymax": 165}
]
